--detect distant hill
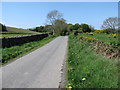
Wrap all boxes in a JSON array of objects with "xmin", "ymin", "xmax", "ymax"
[
  {"xmin": 5, "ymin": 26, "xmax": 40, "ymax": 34},
  {"xmin": 0, "ymin": 23, "xmax": 40, "ymax": 34}
]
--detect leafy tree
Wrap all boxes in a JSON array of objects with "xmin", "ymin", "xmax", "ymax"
[
  {"xmin": 68, "ymin": 23, "xmax": 81, "ymax": 31},
  {"xmin": 67, "ymin": 24, "xmax": 73, "ymax": 34},
  {"xmin": 54, "ymin": 19, "xmax": 67, "ymax": 35},
  {"xmin": 81, "ymin": 24, "xmax": 91, "ymax": 32},
  {"xmin": 73, "ymin": 23, "xmax": 81, "ymax": 30},
  {"xmin": 29, "ymin": 26, "xmax": 45, "ymax": 32},
  {"xmin": 43, "ymin": 25, "xmax": 53, "ymax": 33},
  {"xmin": 39, "ymin": 26, "xmax": 44, "ymax": 32}
]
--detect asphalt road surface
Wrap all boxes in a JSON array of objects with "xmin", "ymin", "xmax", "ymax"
[{"xmin": 2, "ymin": 36, "xmax": 68, "ymax": 88}]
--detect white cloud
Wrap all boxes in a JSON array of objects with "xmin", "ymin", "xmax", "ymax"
[{"xmin": 1, "ymin": 0, "xmax": 119, "ymax": 2}]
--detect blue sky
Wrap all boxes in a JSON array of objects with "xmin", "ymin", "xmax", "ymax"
[{"xmin": 2, "ymin": 2, "xmax": 118, "ymax": 29}]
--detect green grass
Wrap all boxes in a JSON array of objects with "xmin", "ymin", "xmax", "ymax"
[
  {"xmin": 1, "ymin": 35, "xmax": 57, "ymax": 64},
  {"xmin": 67, "ymin": 34, "xmax": 118, "ymax": 88},
  {"xmin": 79, "ymin": 33, "xmax": 119, "ymax": 47}
]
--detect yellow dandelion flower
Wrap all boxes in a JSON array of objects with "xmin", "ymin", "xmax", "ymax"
[
  {"xmin": 113, "ymin": 34, "xmax": 116, "ymax": 37},
  {"xmin": 82, "ymin": 78, "xmax": 86, "ymax": 81},
  {"xmin": 68, "ymin": 86, "xmax": 72, "ymax": 88},
  {"xmin": 67, "ymin": 86, "xmax": 72, "ymax": 90}
]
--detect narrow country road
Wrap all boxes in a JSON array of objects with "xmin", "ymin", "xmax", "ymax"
[{"xmin": 2, "ymin": 36, "xmax": 68, "ymax": 88}]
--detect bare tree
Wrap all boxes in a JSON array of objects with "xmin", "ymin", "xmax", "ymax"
[
  {"xmin": 46, "ymin": 10, "xmax": 63, "ymax": 34},
  {"xmin": 101, "ymin": 17, "xmax": 118, "ymax": 30}
]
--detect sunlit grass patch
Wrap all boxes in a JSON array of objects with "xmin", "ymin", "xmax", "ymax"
[{"xmin": 67, "ymin": 34, "xmax": 118, "ymax": 88}]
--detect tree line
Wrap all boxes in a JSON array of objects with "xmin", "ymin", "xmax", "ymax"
[
  {"xmin": 29, "ymin": 10, "xmax": 118, "ymax": 35},
  {"xmin": 1, "ymin": 10, "xmax": 118, "ymax": 34},
  {"xmin": 29, "ymin": 10, "xmax": 94, "ymax": 35}
]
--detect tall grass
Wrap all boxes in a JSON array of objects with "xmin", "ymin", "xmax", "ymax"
[{"xmin": 67, "ymin": 34, "xmax": 118, "ymax": 88}]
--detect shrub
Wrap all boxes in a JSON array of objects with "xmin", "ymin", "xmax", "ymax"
[
  {"xmin": 81, "ymin": 24, "xmax": 91, "ymax": 33},
  {"xmin": 74, "ymin": 31, "xmax": 79, "ymax": 36}
]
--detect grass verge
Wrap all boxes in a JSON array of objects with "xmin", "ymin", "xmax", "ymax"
[
  {"xmin": 79, "ymin": 33, "xmax": 119, "ymax": 48},
  {"xmin": 1, "ymin": 35, "xmax": 57, "ymax": 65},
  {"xmin": 67, "ymin": 34, "xmax": 118, "ymax": 88}
]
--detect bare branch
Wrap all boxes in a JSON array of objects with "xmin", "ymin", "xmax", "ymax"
[{"xmin": 101, "ymin": 17, "xmax": 118, "ymax": 30}]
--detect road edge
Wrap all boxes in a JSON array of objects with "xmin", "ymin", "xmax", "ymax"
[{"xmin": 59, "ymin": 36, "xmax": 68, "ymax": 88}]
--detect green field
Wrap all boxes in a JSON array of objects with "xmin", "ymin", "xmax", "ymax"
[
  {"xmin": 2, "ymin": 26, "xmax": 40, "ymax": 34},
  {"xmin": 0, "ymin": 26, "xmax": 40, "ymax": 37},
  {"xmin": 66, "ymin": 34, "xmax": 118, "ymax": 88},
  {"xmin": 1, "ymin": 35, "xmax": 57, "ymax": 64}
]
